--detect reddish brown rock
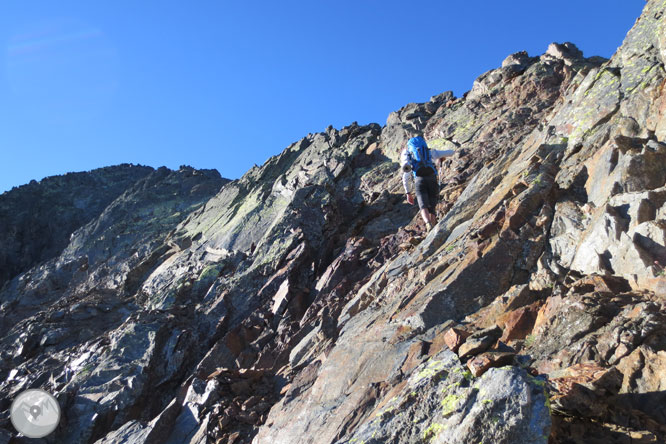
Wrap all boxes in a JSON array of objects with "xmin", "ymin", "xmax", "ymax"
[
  {"xmin": 533, "ymin": 295, "xmax": 565, "ymax": 334},
  {"xmin": 466, "ymin": 351, "xmax": 515, "ymax": 377},
  {"xmin": 9, "ymin": 5, "xmax": 666, "ymax": 444},
  {"xmin": 466, "ymin": 284, "xmax": 535, "ymax": 330},
  {"xmin": 616, "ymin": 346, "xmax": 666, "ymax": 422},
  {"xmin": 476, "ymin": 206, "xmax": 506, "ymax": 240},
  {"xmin": 499, "ymin": 301, "xmax": 542, "ymax": 342},
  {"xmin": 642, "ymin": 276, "xmax": 666, "ymax": 298},
  {"xmin": 571, "ymin": 274, "xmax": 632, "ymax": 294},
  {"xmin": 400, "ymin": 340, "xmax": 428, "ymax": 374},
  {"xmin": 549, "ymin": 363, "xmax": 622, "ymax": 417},
  {"xmin": 442, "ymin": 327, "xmax": 471, "ymax": 353},
  {"xmin": 536, "ymin": 358, "xmax": 566, "ymax": 376},
  {"xmin": 429, "ymin": 324, "xmax": 456, "ymax": 356},
  {"xmin": 616, "ymin": 347, "xmax": 666, "ymax": 391},
  {"xmin": 551, "ymin": 363, "xmax": 622, "ymax": 390}
]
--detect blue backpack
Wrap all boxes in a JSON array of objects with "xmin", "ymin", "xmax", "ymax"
[{"xmin": 407, "ymin": 137, "xmax": 436, "ymax": 176}]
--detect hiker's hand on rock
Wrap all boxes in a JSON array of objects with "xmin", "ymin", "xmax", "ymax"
[{"xmin": 407, "ymin": 193, "xmax": 415, "ymax": 205}]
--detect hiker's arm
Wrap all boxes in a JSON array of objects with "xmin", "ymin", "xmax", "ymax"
[
  {"xmin": 402, "ymin": 169, "xmax": 416, "ymax": 204},
  {"xmin": 400, "ymin": 149, "xmax": 414, "ymax": 194},
  {"xmin": 402, "ymin": 171, "xmax": 413, "ymax": 194},
  {"xmin": 430, "ymin": 149, "xmax": 455, "ymax": 160}
]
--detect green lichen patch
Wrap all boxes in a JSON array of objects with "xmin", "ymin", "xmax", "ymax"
[
  {"xmin": 423, "ymin": 423, "xmax": 445, "ymax": 442},
  {"xmin": 191, "ymin": 263, "xmax": 225, "ymax": 296},
  {"xmin": 524, "ymin": 334, "xmax": 537, "ymax": 347},
  {"xmin": 441, "ymin": 394, "xmax": 462, "ymax": 416},
  {"xmin": 415, "ymin": 359, "xmax": 449, "ymax": 383},
  {"xmin": 197, "ymin": 264, "xmax": 222, "ymax": 282},
  {"xmin": 374, "ymin": 396, "xmax": 400, "ymax": 419},
  {"xmin": 453, "ymin": 366, "xmax": 474, "ymax": 382},
  {"xmin": 442, "ymin": 381, "xmax": 462, "ymax": 393}
]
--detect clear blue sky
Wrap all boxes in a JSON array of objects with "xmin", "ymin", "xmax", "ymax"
[{"xmin": 0, "ymin": 0, "xmax": 645, "ymax": 193}]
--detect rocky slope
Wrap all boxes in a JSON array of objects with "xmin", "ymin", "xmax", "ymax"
[
  {"xmin": 2, "ymin": 2, "xmax": 666, "ymax": 443},
  {"xmin": 0, "ymin": 164, "xmax": 154, "ymax": 287}
]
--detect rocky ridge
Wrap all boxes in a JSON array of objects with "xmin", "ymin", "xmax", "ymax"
[
  {"xmin": 0, "ymin": 164, "xmax": 154, "ymax": 287},
  {"xmin": 2, "ymin": 2, "xmax": 666, "ymax": 443}
]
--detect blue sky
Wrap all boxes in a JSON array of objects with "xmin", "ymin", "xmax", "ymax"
[{"xmin": 0, "ymin": 1, "xmax": 645, "ymax": 193}]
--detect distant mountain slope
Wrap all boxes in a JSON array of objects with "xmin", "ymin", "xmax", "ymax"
[{"xmin": 0, "ymin": 164, "xmax": 153, "ymax": 286}]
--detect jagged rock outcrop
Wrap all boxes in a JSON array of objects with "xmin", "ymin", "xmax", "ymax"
[
  {"xmin": 2, "ymin": 1, "xmax": 666, "ymax": 443},
  {"xmin": 0, "ymin": 164, "xmax": 153, "ymax": 287},
  {"xmin": 0, "ymin": 166, "xmax": 227, "ymax": 443}
]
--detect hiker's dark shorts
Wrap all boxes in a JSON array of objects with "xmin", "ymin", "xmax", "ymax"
[{"xmin": 415, "ymin": 173, "xmax": 439, "ymax": 213}]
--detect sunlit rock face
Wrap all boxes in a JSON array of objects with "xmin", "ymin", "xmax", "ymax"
[{"xmin": 2, "ymin": 2, "xmax": 666, "ymax": 443}]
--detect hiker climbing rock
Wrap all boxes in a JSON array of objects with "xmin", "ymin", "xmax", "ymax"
[{"xmin": 400, "ymin": 134, "xmax": 454, "ymax": 231}]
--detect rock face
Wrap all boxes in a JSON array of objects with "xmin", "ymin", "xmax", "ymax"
[
  {"xmin": 2, "ymin": 2, "xmax": 666, "ymax": 443},
  {"xmin": 0, "ymin": 164, "xmax": 154, "ymax": 286}
]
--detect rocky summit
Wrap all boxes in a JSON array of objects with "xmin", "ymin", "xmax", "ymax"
[{"xmin": 2, "ymin": 3, "xmax": 666, "ymax": 444}]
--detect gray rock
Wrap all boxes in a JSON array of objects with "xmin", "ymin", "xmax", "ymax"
[
  {"xmin": 549, "ymin": 200, "xmax": 587, "ymax": 268},
  {"xmin": 337, "ymin": 351, "xmax": 550, "ymax": 444},
  {"xmin": 543, "ymin": 42, "xmax": 584, "ymax": 63},
  {"xmin": 93, "ymin": 421, "xmax": 150, "ymax": 444},
  {"xmin": 502, "ymin": 51, "xmax": 533, "ymax": 68},
  {"xmin": 39, "ymin": 328, "xmax": 69, "ymax": 347}
]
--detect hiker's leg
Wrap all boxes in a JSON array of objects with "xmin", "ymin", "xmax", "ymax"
[
  {"xmin": 414, "ymin": 177, "xmax": 430, "ymax": 218},
  {"xmin": 416, "ymin": 175, "xmax": 440, "ymax": 231},
  {"xmin": 428, "ymin": 210, "xmax": 437, "ymax": 226},
  {"xmin": 420, "ymin": 208, "xmax": 431, "ymax": 226},
  {"xmin": 425, "ymin": 174, "xmax": 439, "ymax": 227}
]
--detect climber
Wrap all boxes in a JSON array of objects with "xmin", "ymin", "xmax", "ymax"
[{"xmin": 401, "ymin": 134, "xmax": 454, "ymax": 231}]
